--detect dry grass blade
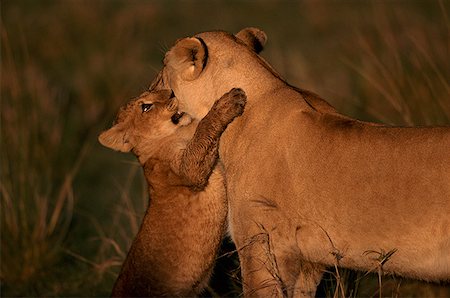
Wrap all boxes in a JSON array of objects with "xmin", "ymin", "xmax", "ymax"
[
  {"xmin": 65, "ymin": 249, "xmax": 121, "ymax": 278},
  {"xmin": 317, "ymin": 226, "xmax": 346, "ymax": 298},
  {"xmin": 363, "ymin": 248, "xmax": 398, "ymax": 298},
  {"xmin": 0, "ymin": 182, "xmax": 18, "ymax": 238}
]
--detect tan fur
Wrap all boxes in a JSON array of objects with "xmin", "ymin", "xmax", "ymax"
[
  {"xmin": 153, "ymin": 28, "xmax": 450, "ymax": 297},
  {"xmin": 99, "ymin": 89, "xmax": 246, "ymax": 297}
]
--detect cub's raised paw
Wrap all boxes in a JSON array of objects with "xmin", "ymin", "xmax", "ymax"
[{"xmin": 213, "ymin": 88, "xmax": 247, "ymax": 123}]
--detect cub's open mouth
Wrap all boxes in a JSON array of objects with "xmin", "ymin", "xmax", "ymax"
[{"xmin": 171, "ymin": 111, "xmax": 185, "ymax": 125}]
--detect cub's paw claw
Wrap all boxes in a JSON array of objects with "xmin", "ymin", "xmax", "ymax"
[
  {"xmin": 226, "ymin": 88, "xmax": 247, "ymax": 114},
  {"xmin": 213, "ymin": 88, "xmax": 247, "ymax": 122}
]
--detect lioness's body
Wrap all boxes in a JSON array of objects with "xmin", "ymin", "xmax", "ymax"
[
  {"xmin": 227, "ymin": 99, "xmax": 450, "ymax": 275},
  {"xmin": 99, "ymin": 89, "xmax": 246, "ymax": 296},
  {"xmin": 157, "ymin": 28, "xmax": 450, "ymax": 296}
]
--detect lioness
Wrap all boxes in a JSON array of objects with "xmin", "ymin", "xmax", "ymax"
[
  {"xmin": 151, "ymin": 28, "xmax": 450, "ymax": 297},
  {"xmin": 99, "ymin": 88, "xmax": 246, "ymax": 297}
]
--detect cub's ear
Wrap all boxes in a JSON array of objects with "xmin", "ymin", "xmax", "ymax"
[
  {"xmin": 98, "ymin": 125, "xmax": 132, "ymax": 153},
  {"xmin": 236, "ymin": 27, "xmax": 267, "ymax": 53},
  {"xmin": 164, "ymin": 37, "xmax": 207, "ymax": 81}
]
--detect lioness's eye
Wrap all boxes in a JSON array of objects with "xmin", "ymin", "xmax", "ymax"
[{"xmin": 141, "ymin": 103, "xmax": 153, "ymax": 113}]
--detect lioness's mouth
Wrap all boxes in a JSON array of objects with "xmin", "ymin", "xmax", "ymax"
[{"xmin": 171, "ymin": 111, "xmax": 185, "ymax": 125}]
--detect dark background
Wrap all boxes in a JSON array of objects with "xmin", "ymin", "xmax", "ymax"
[{"xmin": 1, "ymin": 0, "xmax": 449, "ymax": 296}]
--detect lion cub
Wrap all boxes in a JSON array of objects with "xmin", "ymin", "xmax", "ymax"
[{"xmin": 99, "ymin": 88, "xmax": 246, "ymax": 297}]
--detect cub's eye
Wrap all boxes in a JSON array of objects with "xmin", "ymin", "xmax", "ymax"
[{"xmin": 141, "ymin": 103, "xmax": 153, "ymax": 113}]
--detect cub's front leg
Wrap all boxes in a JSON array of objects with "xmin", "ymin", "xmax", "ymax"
[{"xmin": 178, "ymin": 88, "xmax": 246, "ymax": 188}]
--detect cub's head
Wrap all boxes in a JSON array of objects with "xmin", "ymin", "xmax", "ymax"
[
  {"xmin": 151, "ymin": 27, "xmax": 270, "ymax": 119},
  {"xmin": 98, "ymin": 90, "xmax": 192, "ymax": 157}
]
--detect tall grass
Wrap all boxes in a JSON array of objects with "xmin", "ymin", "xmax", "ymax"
[
  {"xmin": 91, "ymin": 163, "xmax": 148, "ymax": 278},
  {"xmin": 346, "ymin": 2, "xmax": 450, "ymax": 126},
  {"xmin": 1, "ymin": 2, "xmax": 160, "ymax": 293},
  {"xmin": 0, "ymin": 25, "xmax": 84, "ymax": 293},
  {"xmin": 1, "ymin": 1, "xmax": 449, "ymax": 296}
]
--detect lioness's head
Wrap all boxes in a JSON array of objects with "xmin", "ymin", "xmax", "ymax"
[
  {"xmin": 151, "ymin": 27, "xmax": 280, "ymax": 119},
  {"xmin": 99, "ymin": 90, "xmax": 192, "ymax": 158}
]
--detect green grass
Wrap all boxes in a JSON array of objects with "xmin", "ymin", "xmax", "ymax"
[{"xmin": 1, "ymin": 0, "xmax": 449, "ymax": 296}]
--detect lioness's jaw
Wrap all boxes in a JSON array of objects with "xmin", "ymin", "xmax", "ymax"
[
  {"xmin": 98, "ymin": 126, "xmax": 133, "ymax": 153},
  {"xmin": 164, "ymin": 37, "xmax": 207, "ymax": 81},
  {"xmin": 235, "ymin": 27, "xmax": 267, "ymax": 53}
]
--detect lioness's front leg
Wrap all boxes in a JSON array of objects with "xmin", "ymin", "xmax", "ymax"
[
  {"xmin": 292, "ymin": 261, "xmax": 324, "ymax": 298},
  {"xmin": 235, "ymin": 227, "xmax": 324, "ymax": 298},
  {"xmin": 236, "ymin": 230, "xmax": 287, "ymax": 297},
  {"xmin": 177, "ymin": 88, "xmax": 246, "ymax": 188}
]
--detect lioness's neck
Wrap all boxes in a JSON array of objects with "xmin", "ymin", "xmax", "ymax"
[{"xmin": 215, "ymin": 54, "xmax": 286, "ymax": 102}]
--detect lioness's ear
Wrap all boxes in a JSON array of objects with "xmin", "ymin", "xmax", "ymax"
[
  {"xmin": 164, "ymin": 37, "xmax": 207, "ymax": 81},
  {"xmin": 98, "ymin": 125, "xmax": 132, "ymax": 153},
  {"xmin": 236, "ymin": 27, "xmax": 267, "ymax": 53}
]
